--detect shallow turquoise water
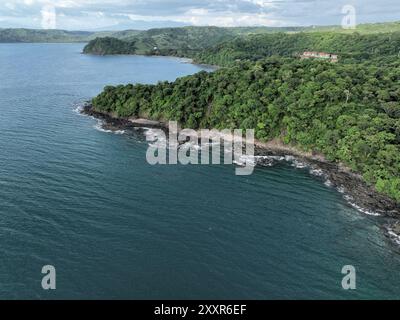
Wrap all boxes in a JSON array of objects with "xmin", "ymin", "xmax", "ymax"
[{"xmin": 0, "ymin": 43, "xmax": 399, "ymax": 299}]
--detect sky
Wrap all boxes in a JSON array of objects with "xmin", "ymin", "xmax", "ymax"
[{"xmin": 0, "ymin": 0, "xmax": 398, "ymax": 31}]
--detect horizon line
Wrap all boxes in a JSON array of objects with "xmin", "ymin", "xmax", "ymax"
[{"xmin": 0, "ymin": 19, "xmax": 399, "ymax": 33}]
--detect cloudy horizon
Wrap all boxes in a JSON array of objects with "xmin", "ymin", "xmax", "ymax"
[{"xmin": 0, "ymin": 0, "xmax": 398, "ymax": 31}]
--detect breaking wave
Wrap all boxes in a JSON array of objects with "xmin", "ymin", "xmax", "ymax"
[
  {"xmin": 232, "ymin": 154, "xmax": 383, "ymax": 217},
  {"xmin": 94, "ymin": 120, "xmax": 125, "ymax": 135},
  {"xmin": 387, "ymin": 228, "xmax": 400, "ymax": 245}
]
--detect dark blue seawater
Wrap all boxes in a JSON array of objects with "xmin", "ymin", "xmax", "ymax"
[{"xmin": 0, "ymin": 43, "xmax": 400, "ymax": 300}]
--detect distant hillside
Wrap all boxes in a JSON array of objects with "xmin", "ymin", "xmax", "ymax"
[
  {"xmin": 83, "ymin": 25, "xmax": 324, "ymax": 56},
  {"xmin": 82, "ymin": 37, "xmax": 137, "ymax": 55},
  {"xmin": 124, "ymin": 26, "xmax": 240, "ymax": 54},
  {"xmin": 2, "ymin": 21, "xmax": 400, "ymax": 44},
  {"xmin": 195, "ymin": 31, "xmax": 400, "ymax": 66},
  {"xmin": 0, "ymin": 26, "xmax": 258, "ymax": 44},
  {"xmin": 0, "ymin": 28, "xmax": 93, "ymax": 42},
  {"xmin": 0, "ymin": 28, "xmax": 142, "ymax": 43},
  {"xmin": 84, "ymin": 30, "xmax": 400, "ymax": 67},
  {"xmin": 306, "ymin": 21, "xmax": 400, "ymax": 34},
  {"xmin": 84, "ymin": 26, "xmax": 245, "ymax": 56},
  {"xmin": 82, "ymin": 21, "xmax": 400, "ymax": 58}
]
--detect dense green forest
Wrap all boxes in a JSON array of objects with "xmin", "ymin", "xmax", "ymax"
[
  {"xmin": 83, "ymin": 26, "xmax": 275, "ymax": 56},
  {"xmin": 92, "ymin": 56, "xmax": 400, "ymax": 201},
  {"xmin": 120, "ymin": 26, "xmax": 244, "ymax": 54},
  {"xmin": 82, "ymin": 22, "xmax": 400, "ymax": 202},
  {"xmin": 2, "ymin": 23, "xmax": 400, "ymax": 201},
  {"xmin": 82, "ymin": 37, "xmax": 137, "ymax": 55},
  {"xmin": 83, "ymin": 29, "xmax": 400, "ymax": 67},
  {"xmin": 194, "ymin": 32, "xmax": 400, "ymax": 66}
]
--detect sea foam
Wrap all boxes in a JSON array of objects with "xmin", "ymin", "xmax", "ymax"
[{"xmin": 94, "ymin": 120, "xmax": 125, "ymax": 135}]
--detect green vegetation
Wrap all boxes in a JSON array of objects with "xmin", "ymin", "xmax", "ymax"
[
  {"xmin": 0, "ymin": 28, "xmax": 142, "ymax": 43},
  {"xmin": 3, "ymin": 23, "xmax": 400, "ymax": 200},
  {"xmin": 121, "ymin": 26, "xmax": 241, "ymax": 53},
  {"xmin": 309, "ymin": 21, "xmax": 400, "ymax": 34},
  {"xmin": 194, "ymin": 32, "xmax": 400, "ymax": 66},
  {"xmin": 3, "ymin": 21, "xmax": 400, "ymax": 44},
  {"xmin": 83, "ymin": 28, "xmax": 400, "ymax": 68},
  {"xmin": 92, "ymin": 56, "xmax": 400, "ymax": 201},
  {"xmin": 82, "ymin": 37, "xmax": 137, "ymax": 55},
  {"xmin": 0, "ymin": 28, "xmax": 94, "ymax": 43},
  {"xmin": 84, "ymin": 26, "xmax": 255, "ymax": 56}
]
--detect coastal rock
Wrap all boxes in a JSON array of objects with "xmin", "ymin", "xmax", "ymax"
[
  {"xmin": 392, "ymin": 222, "xmax": 400, "ymax": 235},
  {"xmin": 386, "ymin": 221, "xmax": 400, "ymax": 245},
  {"xmin": 254, "ymin": 146, "xmax": 400, "ymax": 218},
  {"xmin": 82, "ymin": 104, "xmax": 400, "ymax": 219},
  {"xmin": 82, "ymin": 103, "xmax": 166, "ymax": 129},
  {"xmin": 128, "ymin": 118, "xmax": 165, "ymax": 128}
]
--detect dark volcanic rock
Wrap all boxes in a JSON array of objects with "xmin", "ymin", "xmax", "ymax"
[
  {"xmin": 82, "ymin": 103, "xmax": 400, "ymax": 219},
  {"xmin": 254, "ymin": 146, "xmax": 400, "ymax": 218}
]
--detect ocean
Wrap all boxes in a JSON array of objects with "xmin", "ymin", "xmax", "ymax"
[{"xmin": 0, "ymin": 43, "xmax": 399, "ymax": 299}]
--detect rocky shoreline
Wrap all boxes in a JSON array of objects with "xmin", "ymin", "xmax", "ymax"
[
  {"xmin": 82, "ymin": 103, "xmax": 400, "ymax": 242},
  {"xmin": 253, "ymin": 145, "xmax": 400, "ymax": 217},
  {"xmin": 82, "ymin": 103, "xmax": 168, "ymax": 129}
]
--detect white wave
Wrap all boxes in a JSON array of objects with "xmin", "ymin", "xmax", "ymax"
[
  {"xmin": 257, "ymin": 155, "xmax": 285, "ymax": 162},
  {"xmin": 291, "ymin": 159, "xmax": 308, "ymax": 169},
  {"xmin": 275, "ymin": 156, "xmax": 286, "ymax": 161},
  {"xmin": 73, "ymin": 104, "xmax": 85, "ymax": 116},
  {"xmin": 310, "ymin": 168, "xmax": 324, "ymax": 177},
  {"xmin": 75, "ymin": 104, "xmax": 124, "ymax": 135},
  {"xmin": 343, "ymin": 194, "xmax": 354, "ymax": 201},
  {"xmin": 143, "ymin": 128, "xmax": 166, "ymax": 142},
  {"xmin": 143, "ymin": 128, "xmax": 169, "ymax": 149},
  {"xmin": 284, "ymin": 155, "xmax": 295, "ymax": 162},
  {"xmin": 387, "ymin": 229, "xmax": 400, "ymax": 245},
  {"xmin": 234, "ymin": 155, "xmax": 257, "ymax": 167},
  {"xmin": 94, "ymin": 120, "xmax": 125, "ymax": 135},
  {"xmin": 143, "ymin": 128, "xmax": 159, "ymax": 142},
  {"xmin": 233, "ymin": 159, "xmax": 256, "ymax": 167},
  {"xmin": 337, "ymin": 186, "xmax": 346, "ymax": 194},
  {"xmin": 324, "ymin": 179, "xmax": 333, "ymax": 187},
  {"xmin": 252, "ymin": 156, "xmax": 274, "ymax": 167},
  {"xmin": 342, "ymin": 194, "xmax": 381, "ymax": 216},
  {"xmin": 289, "ymin": 164, "xmax": 381, "ymax": 216}
]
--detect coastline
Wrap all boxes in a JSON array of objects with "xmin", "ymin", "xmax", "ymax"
[
  {"xmin": 81, "ymin": 103, "xmax": 400, "ymax": 244},
  {"xmin": 82, "ymin": 51, "xmax": 220, "ymax": 70},
  {"xmin": 253, "ymin": 141, "xmax": 400, "ymax": 217}
]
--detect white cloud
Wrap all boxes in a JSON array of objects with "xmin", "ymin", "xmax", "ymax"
[
  {"xmin": 181, "ymin": 9, "xmax": 281, "ymax": 27},
  {"xmin": 41, "ymin": 4, "xmax": 57, "ymax": 29},
  {"xmin": 123, "ymin": 10, "xmax": 281, "ymax": 27},
  {"xmin": 5, "ymin": 2, "xmax": 16, "ymax": 10},
  {"xmin": 246, "ymin": 0, "xmax": 275, "ymax": 9},
  {"xmin": 0, "ymin": 0, "xmax": 398, "ymax": 30}
]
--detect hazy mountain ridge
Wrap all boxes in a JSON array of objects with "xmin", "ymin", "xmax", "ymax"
[
  {"xmin": 2, "ymin": 21, "xmax": 400, "ymax": 43},
  {"xmin": 0, "ymin": 28, "xmax": 141, "ymax": 43}
]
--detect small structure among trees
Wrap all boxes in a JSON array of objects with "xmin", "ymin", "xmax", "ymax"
[{"xmin": 301, "ymin": 51, "xmax": 339, "ymax": 62}]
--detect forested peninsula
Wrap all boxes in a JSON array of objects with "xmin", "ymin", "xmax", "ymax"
[{"xmin": 84, "ymin": 24, "xmax": 400, "ymax": 205}]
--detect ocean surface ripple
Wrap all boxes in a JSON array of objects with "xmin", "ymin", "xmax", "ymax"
[{"xmin": 0, "ymin": 43, "xmax": 399, "ymax": 299}]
